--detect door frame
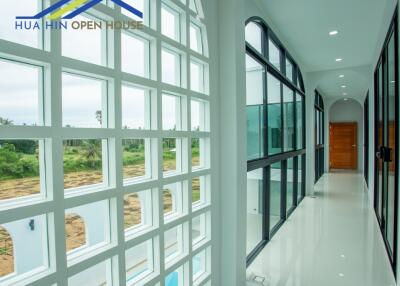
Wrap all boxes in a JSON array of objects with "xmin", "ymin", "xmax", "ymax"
[
  {"xmin": 329, "ymin": 122, "xmax": 358, "ymax": 170},
  {"xmin": 373, "ymin": 6, "xmax": 399, "ymax": 276}
]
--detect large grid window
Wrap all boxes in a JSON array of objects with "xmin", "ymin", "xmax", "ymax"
[
  {"xmin": 245, "ymin": 18, "xmax": 306, "ymax": 264},
  {"xmin": 0, "ymin": 0, "xmax": 211, "ymax": 285}
]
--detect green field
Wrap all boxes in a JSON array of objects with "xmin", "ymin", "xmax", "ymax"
[{"xmin": 0, "ymin": 140, "xmax": 200, "ymax": 181}]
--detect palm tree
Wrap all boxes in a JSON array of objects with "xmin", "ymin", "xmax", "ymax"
[{"xmin": 82, "ymin": 140, "xmax": 101, "ymax": 169}]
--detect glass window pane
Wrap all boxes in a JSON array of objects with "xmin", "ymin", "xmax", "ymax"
[
  {"xmin": 163, "ymin": 182, "xmax": 183, "ymax": 220},
  {"xmin": 192, "ymin": 138, "xmax": 203, "ymax": 169},
  {"xmin": 190, "ymin": 22, "xmax": 203, "ymax": 54},
  {"xmin": 62, "ymin": 15, "xmax": 104, "ymax": 65},
  {"xmin": 191, "ymin": 100, "xmax": 206, "ymax": 131},
  {"xmin": 192, "ymin": 176, "xmax": 207, "ymax": 207},
  {"xmin": 125, "ymin": 239, "xmax": 153, "ymax": 284},
  {"xmin": 267, "ymin": 73, "xmax": 282, "ymax": 155},
  {"xmin": 63, "ymin": 139, "xmax": 106, "ymax": 191},
  {"xmin": 286, "ymin": 58, "xmax": 293, "ymax": 82},
  {"xmin": 65, "ymin": 200, "xmax": 110, "ymax": 259},
  {"xmin": 296, "ymin": 93, "xmax": 304, "ymax": 149},
  {"xmin": 164, "ymin": 225, "xmax": 183, "ymax": 264},
  {"xmin": 161, "ymin": 3, "xmax": 180, "ymax": 42},
  {"xmin": 162, "ymin": 48, "xmax": 181, "ymax": 86},
  {"xmin": 387, "ymin": 32, "xmax": 396, "ymax": 251},
  {"xmin": 269, "ymin": 39, "xmax": 281, "ymax": 70},
  {"xmin": 68, "ymin": 259, "xmax": 113, "ymax": 285},
  {"xmin": 1, "ymin": 1, "xmax": 40, "ymax": 48},
  {"xmin": 193, "ymin": 249, "xmax": 207, "ymax": 281},
  {"xmin": 165, "ymin": 266, "xmax": 184, "ymax": 286},
  {"xmin": 0, "ymin": 59, "xmax": 41, "ymax": 126},
  {"xmin": 162, "ymin": 94, "xmax": 182, "ymax": 131},
  {"xmin": 0, "ymin": 215, "xmax": 49, "ymax": 283},
  {"xmin": 163, "ymin": 138, "xmax": 177, "ymax": 173},
  {"xmin": 123, "ymin": 139, "xmax": 151, "ymax": 183},
  {"xmin": 122, "ymin": 32, "xmax": 150, "ymax": 78},
  {"xmin": 62, "ymin": 73, "xmax": 105, "ymax": 128},
  {"xmin": 246, "ymin": 168, "xmax": 263, "ymax": 255},
  {"xmin": 283, "ymin": 85, "xmax": 294, "ymax": 152},
  {"xmin": 124, "ymin": 190, "xmax": 152, "ymax": 236},
  {"xmin": 270, "ymin": 162, "xmax": 281, "ymax": 231},
  {"xmin": 297, "ymin": 156, "xmax": 303, "ymax": 202},
  {"xmin": 247, "ymin": 106, "xmax": 264, "ymax": 160},
  {"xmin": 0, "ymin": 140, "xmax": 43, "ymax": 202},
  {"xmin": 190, "ymin": 60, "xmax": 205, "ymax": 93},
  {"xmin": 287, "ymin": 158, "xmax": 294, "ymax": 212},
  {"xmin": 192, "ymin": 213, "xmax": 206, "ymax": 245},
  {"xmin": 192, "ymin": 177, "xmax": 201, "ymax": 205},
  {"xmin": 246, "ymin": 55, "xmax": 264, "ymax": 106},
  {"xmin": 122, "ymin": 85, "xmax": 149, "ymax": 130},
  {"xmin": 246, "ymin": 55, "xmax": 265, "ymax": 160},
  {"xmin": 245, "ymin": 22, "xmax": 262, "ymax": 54}
]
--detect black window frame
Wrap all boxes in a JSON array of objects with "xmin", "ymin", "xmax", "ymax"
[
  {"xmin": 245, "ymin": 16, "xmax": 306, "ymax": 266},
  {"xmin": 314, "ymin": 90, "xmax": 325, "ymax": 182}
]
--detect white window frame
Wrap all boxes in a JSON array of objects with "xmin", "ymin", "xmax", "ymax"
[{"xmin": 0, "ymin": 0, "xmax": 211, "ymax": 285}]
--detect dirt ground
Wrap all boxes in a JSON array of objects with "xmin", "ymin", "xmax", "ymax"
[{"xmin": 0, "ymin": 157, "xmax": 200, "ymax": 277}]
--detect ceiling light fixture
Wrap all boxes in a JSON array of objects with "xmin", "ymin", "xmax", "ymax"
[
  {"xmin": 341, "ymin": 85, "xmax": 347, "ymax": 88},
  {"xmin": 344, "ymin": 98, "xmax": 348, "ymax": 101},
  {"xmin": 336, "ymin": 58, "xmax": 343, "ymax": 62},
  {"xmin": 339, "ymin": 74, "xmax": 344, "ymax": 78},
  {"xmin": 329, "ymin": 30, "xmax": 339, "ymax": 36},
  {"xmin": 343, "ymin": 92, "xmax": 347, "ymax": 96},
  {"xmin": 339, "ymin": 273, "xmax": 345, "ymax": 277}
]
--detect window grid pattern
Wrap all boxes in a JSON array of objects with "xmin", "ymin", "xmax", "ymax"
[{"xmin": 0, "ymin": 0, "xmax": 211, "ymax": 285}]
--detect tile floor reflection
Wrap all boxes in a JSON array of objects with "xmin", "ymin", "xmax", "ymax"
[{"xmin": 247, "ymin": 172, "xmax": 396, "ymax": 286}]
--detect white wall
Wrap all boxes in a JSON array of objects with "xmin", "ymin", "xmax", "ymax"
[{"xmin": 328, "ymin": 99, "xmax": 364, "ymax": 172}]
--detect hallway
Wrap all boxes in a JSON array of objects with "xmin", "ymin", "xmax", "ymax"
[{"xmin": 247, "ymin": 172, "xmax": 396, "ymax": 286}]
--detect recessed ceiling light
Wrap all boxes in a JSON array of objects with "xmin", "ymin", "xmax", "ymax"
[
  {"xmin": 340, "ymin": 254, "xmax": 346, "ymax": 258},
  {"xmin": 344, "ymin": 98, "xmax": 348, "ymax": 101},
  {"xmin": 391, "ymin": 80, "xmax": 396, "ymax": 83},
  {"xmin": 343, "ymin": 92, "xmax": 347, "ymax": 96},
  {"xmin": 329, "ymin": 30, "xmax": 339, "ymax": 36},
  {"xmin": 339, "ymin": 273, "xmax": 345, "ymax": 277},
  {"xmin": 341, "ymin": 85, "xmax": 347, "ymax": 88},
  {"xmin": 336, "ymin": 58, "xmax": 343, "ymax": 62},
  {"xmin": 339, "ymin": 74, "xmax": 344, "ymax": 78}
]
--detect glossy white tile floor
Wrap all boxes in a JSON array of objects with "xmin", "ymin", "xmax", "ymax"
[{"xmin": 247, "ymin": 172, "xmax": 396, "ymax": 286}]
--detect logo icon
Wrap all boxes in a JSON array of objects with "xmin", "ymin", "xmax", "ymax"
[{"xmin": 16, "ymin": 0, "xmax": 143, "ymax": 20}]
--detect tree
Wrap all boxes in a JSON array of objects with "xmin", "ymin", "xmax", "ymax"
[
  {"xmin": 0, "ymin": 117, "xmax": 14, "ymax": 126},
  {"xmin": 82, "ymin": 140, "xmax": 101, "ymax": 168}
]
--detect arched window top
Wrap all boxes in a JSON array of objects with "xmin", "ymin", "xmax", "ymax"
[
  {"xmin": 0, "ymin": 226, "xmax": 14, "ymax": 277},
  {"xmin": 245, "ymin": 18, "xmax": 305, "ymax": 93},
  {"xmin": 315, "ymin": 90, "xmax": 324, "ymax": 110}
]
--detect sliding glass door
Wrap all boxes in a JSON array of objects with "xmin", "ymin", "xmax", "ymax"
[{"xmin": 374, "ymin": 9, "xmax": 398, "ymax": 273}]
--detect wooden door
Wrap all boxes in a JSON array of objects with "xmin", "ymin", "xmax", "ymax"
[{"xmin": 329, "ymin": 122, "xmax": 357, "ymax": 170}]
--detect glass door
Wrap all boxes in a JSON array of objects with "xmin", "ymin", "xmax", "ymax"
[{"xmin": 374, "ymin": 16, "xmax": 398, "ymax": 272}]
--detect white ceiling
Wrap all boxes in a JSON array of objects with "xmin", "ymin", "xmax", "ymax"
[{"xmin": 259, "ymin": 0, "xmax": 395, "ymax": 100}]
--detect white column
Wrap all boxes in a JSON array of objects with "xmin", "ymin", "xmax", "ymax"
[{"xmin": 217, "ymin": 0, "xmax": 247, "ymax": 285}]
